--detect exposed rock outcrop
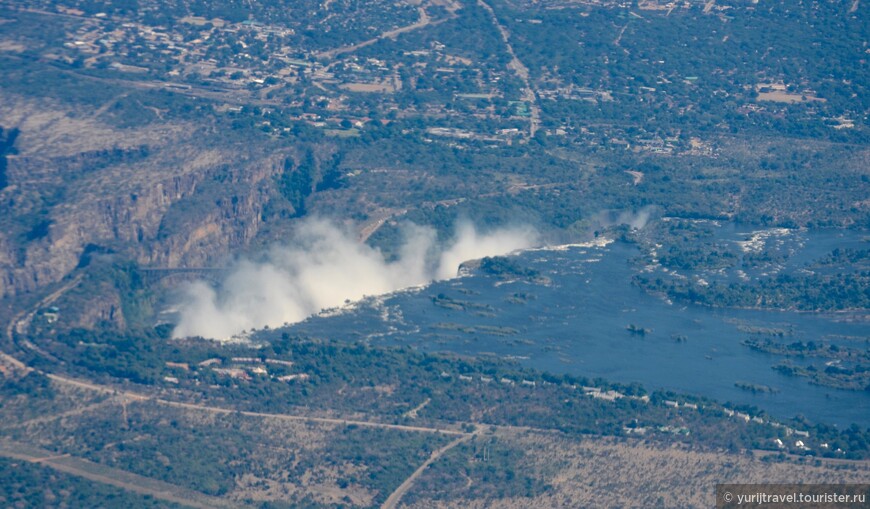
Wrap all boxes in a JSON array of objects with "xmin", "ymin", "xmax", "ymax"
[{"xmin": 0, "ymin": 95, "xmax": 294, "ymax": 304}]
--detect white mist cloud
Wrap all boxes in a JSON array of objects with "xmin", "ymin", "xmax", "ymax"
[
  {"xmin": 172, "ymin": 218, "xmax": 537, "ymax": 341},
  {"xmin": 616, "ymin": 208, "xmax": 652, "ymax": 230},
  {"xmin": 436, "ymin": 222, "xmax": 537, "ymax": 279},
  {"xmin": 592, "ymin": 206, "xmax": 656, "ymax": 231}
]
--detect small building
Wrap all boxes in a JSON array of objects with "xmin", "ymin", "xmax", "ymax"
[
  {"xmin": 277, "ymin": 373, "xmax": 310, "ymax": 382},
  {"xmin": 214, "ymin": 368, "xmax": 250, "ymax": 380},
  {"xmin": 589, "ymin": 390, "xmax": 623, "ymax": 401}
]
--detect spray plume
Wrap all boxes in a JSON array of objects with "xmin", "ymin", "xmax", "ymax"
[{"xmin": 172, "ymin": 219, "xmax": 537, "ymax": 341}]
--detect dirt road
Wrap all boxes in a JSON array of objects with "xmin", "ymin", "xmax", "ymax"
[
  {"xmin": 476, "ymin": 0, "xmax": 541, "ymax": 138},
  {"xmin": 380, "ymin": 432, "xmax": 475, "ymax": 509},
  {"xmin": 0, "ymin": 441, "xmax": 240, "ymax": 508},
  {"xmin": 317, "ymin": 6, "xmax": 441, "ymax": 60},
  {"xmin": 156, "ymin": 398, "xmax": 469, "ymax": 436}
]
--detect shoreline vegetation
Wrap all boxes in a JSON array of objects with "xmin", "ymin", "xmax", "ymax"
[
  {"xmin": 734, "ymin": 381, "xmax": 780, "ymax": 394},
  {"xmin": 9, "ymin": 324, "xmax": 870, "ymax": 462}
]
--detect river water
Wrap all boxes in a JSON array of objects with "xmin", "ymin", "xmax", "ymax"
[{"xmin": 272, "ymin": 225, "xmax": 870, "ymax": 426}]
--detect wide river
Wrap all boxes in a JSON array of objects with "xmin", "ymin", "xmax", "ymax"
[{"xmin": 275, "ymin": 225, "xmax": 869, "ymax": 427}]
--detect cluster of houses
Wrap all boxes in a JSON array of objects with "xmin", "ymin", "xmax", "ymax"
[
  {"xmin": 163, "ymin": 356, "xmax": 308, "ymax": 385},
  {"xmin": 720, "ymin": 407, "xmax": 845, "ymax": 455},
  {"xmin": 438, "ymin": 369, "xmax": 842, "ymax": 454},
  {"xmin": 55, "ymin": 8, "xmax": 311, "ymax": 88}
]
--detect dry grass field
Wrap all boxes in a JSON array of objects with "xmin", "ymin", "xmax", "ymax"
[{"xmin": 403, "ymin": 429, "xmax": 870, "ymax": 508}]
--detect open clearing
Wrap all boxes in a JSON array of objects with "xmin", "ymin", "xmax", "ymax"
[
  {"xmin": 340, "ymin": 82, "xmax": 399, "ymax": 93},
  {"xmin": 757, "ymin": 91, "xmax": 825, "ymax": 103},
  {"xmin": 403, "ymin": 430, "xmax": 870, "ymax": 508}
]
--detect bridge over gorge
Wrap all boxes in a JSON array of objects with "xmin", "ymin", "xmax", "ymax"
[{"xmin": 139, "ymin": 267, "xmax": 228, "ymax": 285}]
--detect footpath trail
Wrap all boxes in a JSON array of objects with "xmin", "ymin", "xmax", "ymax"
[{"xmin": 380, "ymin": 432, "xmax": 476, "ymax": 509}]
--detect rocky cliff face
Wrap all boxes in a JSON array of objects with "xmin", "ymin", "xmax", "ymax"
[{"xmin": 0, "ymin": 95, "xmax": 293, "ymax": 309}]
